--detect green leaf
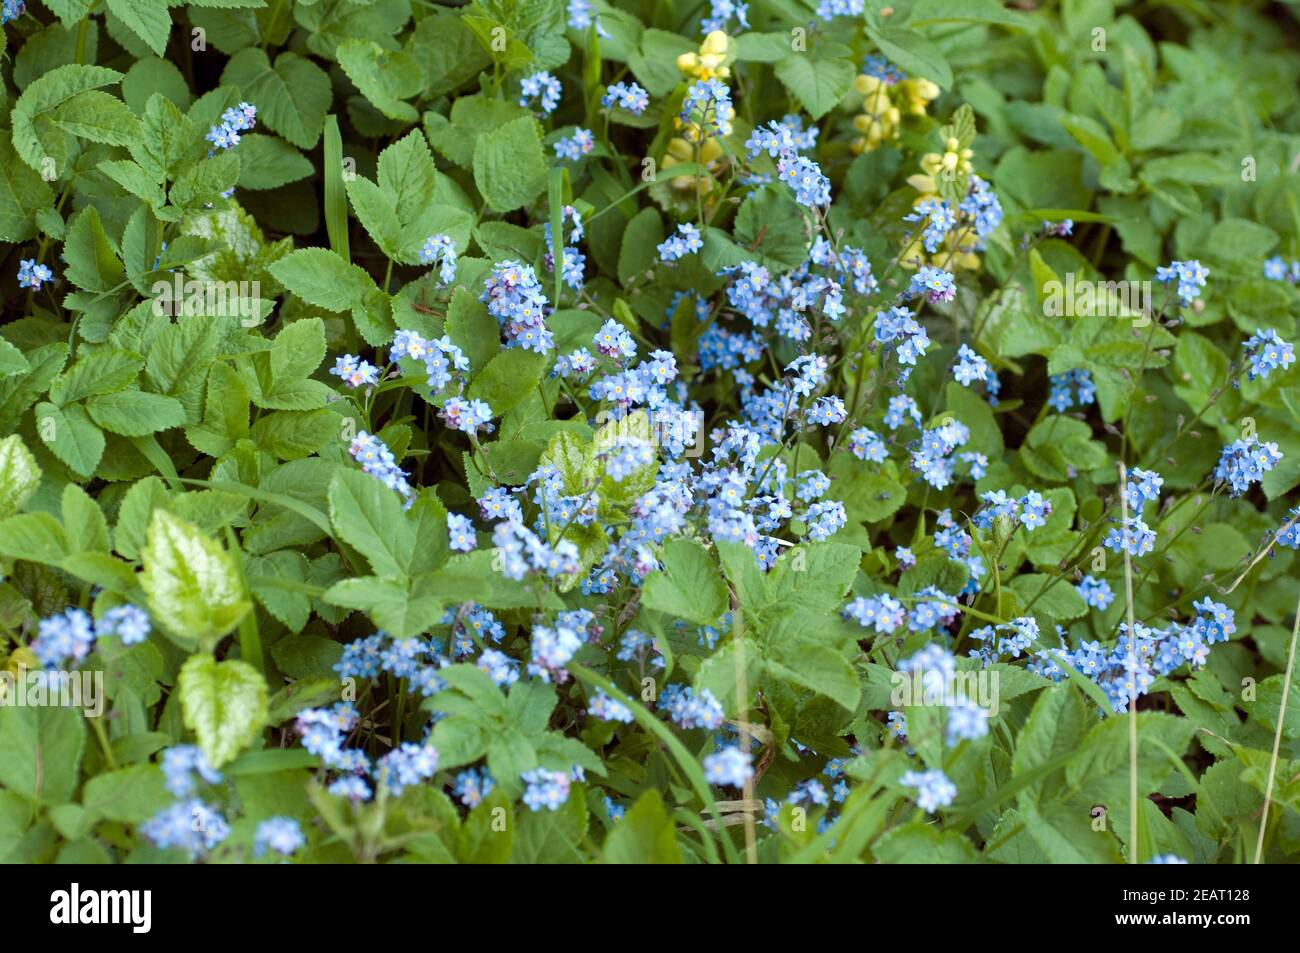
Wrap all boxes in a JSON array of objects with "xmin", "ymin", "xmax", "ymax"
[
  {"xmin": 81, "ymin": 765, "xmax": 172, "ymax": 824},
  {"xmin": 244, "ymin": 316, "xmax": 332, "ymax": 410},
  {"xmin": 86, "ymin": 388, "xmax": 186, "ymax": 436},
  {"xmin": 0, "ymin": 512, "xmax": 68, "ymax": 563},
  {"xmin": 234, "ymin": 134, "xmax": 314, "ymax": 191},
  {"xmin": 327, "ymin": 468, "xmax": 415, "ymax": 577},
  {"xmin": 52, "ymin": 89, "xmax": 140, "ymax": 147},
  {"xmin": 0, "ymin": 137, "xmax": 55, "ymax": 242},
  {"xmin": 11, "ymin": 64, "xmax": 124, "ymax": 173},
  {"xmin": 601, "ymin": 790, "xmax": 682, "ymax": 863},
  {"xmin": 105, "ymin": 0, "xmax": 172, "ymax": 55},
  {"xmin": 141, "ymin": 509, "xmax": 251, "ymax": 651},
  {"xmin": 466, "ymin": 348, "xmax": 547, "ymax": 417},
  {"xmin": 345, "ymin": 131, "xmax": 473, "ymax": 265},
  {"xmin": 220, "ymin": 49, "xmax": 332, "ymax": 150},
  {"xmin": 473, "ymin": 116, "xmax": 548, "ymax": 213},
  {"xmin": 61, "ymin": 483, "xmax": 109, "ymax": 553},
  {"xmin": 774, "ymin": 54, "xmax": 856, "ymax": 121},
  {"xmin": 0, "ymin": 435, "xmax": 42, "ymax": 519},
  {"xmin": 49, "ymin": 347, "xmax": 143, "ymax": 405},
  {"xmin": 169, "ymin": 151, "xmax": 240, "ymax": 209},
  {"xmin": 34, "ymin": 401, "xmax": 105, "ymax": 477},
  {"xmin": 445, "ymin": 287, "xmax": 500, "ymax": 372},
  {"xmin": 335, "ymin": 39, "xmax": 421, "ymax": 122},
  {"xmin": 268, "ymin": 248, "xmax": 376, "ymax": 312},
  {"xmin": 0, "ymin": 706, "xmax": 85, "ymax": 805},
  {"xmin": 864, "ymin": 25, "xmax": 953, "ymax": 89},
  {"xmin": 641, "ymin": 538, "xmax": 728, "ymax": 626},
  {"xmin": 617, "ymin": 207, "xmax": 664, "ymax": 286},
  {"xmin": 733, "ymin": 187, "xmax": 810, "ymax": 274},
  {"xmin": 62, "ymin": 206, "xmax": 125, "ymax": 293},
  {"xmin": 131, "ymin": 93, "xmax": 195, "ymax": 182},
  {"xmin": 178, "ymin": 654, "xmax": 269, "ymax": 768}
]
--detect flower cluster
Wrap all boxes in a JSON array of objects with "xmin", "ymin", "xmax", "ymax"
[
  {"xmin": 30, "ymin": 604, "xmax": 151, "ymax": 668},
  {"xmin": 331, "ymin": 354, "xmax": 380, "ymax": 388},
  {"xmin": 900, "ymin": 769, "xmax": 957, "ymax": 813},
  {"xmin": 601, "ymin": 81, "xmax": 649, "ymax": 115},
  {"xmin": 419, "ymin": 233, "xmax": 458, "ymax": 286},
  {"xmin": 481, "ymin": 261, "xmax": 554, "ymax": 352},
  {"xmin": 1242, "ymin": 328, "xmax": 1295, "ymax": 382},
  {"xmin": 520, "ymin": 71, "xmax": 562, "ymax": 114},
  {"xmin": 850, "ymin": 57, "xmax": 939, "ymax": 153},
  {"xmin": 1156, "ymin": 259, "xmax": 1209, "ymax": 306},
  {"xmin": 349, "ymin": 431, "xmax": 414, "ymax": 503},
  {"xmin": 1214, "ymin": 436, "xmax": 1283, "ymax": 496},
  {"xmin": 1048, "ymin": 368, "xmax": 1097, "ymax": 412},
  {"xmin": 17, "ymin": 258, "xmax": 52, "ymax": 289},
  {"xmin": 1030, "ymin": 600, "xmax": 1236, "ymax": 712},
  {"xmin": 205, "ymin": 102, "xmax": 256, "ymax": 152},
  {"xmin": 390, "ymin": 329, "xmax": 471, "ymax": 393},
  {"xmin": 554, "ymin": 127, "xmax": 595, "ymax": 161}
]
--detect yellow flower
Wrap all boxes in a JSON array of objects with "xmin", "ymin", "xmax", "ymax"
[
  {"xmin": 677, "ymin": 30, "xmax": 735, "ymax": 81},
  {"xmin": 662, "ymin": 136, "xmax": 724, "ymax": 193},
  {"xmin": 849, "ymin": 73, "xmax": 938, "ymax": 153},
  {"xmin": 5, "ymin": 645, "xmax": 38, "ymax": 676}
]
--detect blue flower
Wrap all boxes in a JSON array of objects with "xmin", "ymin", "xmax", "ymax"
[
  {"xmin": 601, "ymin": 80, "xmax": 649, "ymax": 115},
  {"xmin": 204, "ymin": 101, "xmax": 257, "ymax": 153},
  {"xmin": 703, "ymin": 746, "xmax": 753, "ymax": 787},
  {"xmin": 776, "ymin": 152, "xmax": 831, "ymax": 208},
  {"xmin": 17, "ymin": 258, "xmax": 52, "ymax": 289},
  {"xmin": 453, "ymin": 767, "xmax": 495, "ymax": 807},
  {"xmin": 254, "ymin": 817, "xmax": 305, "ymax": 858},
  {"xmin": 554, "ymin": 128, "xmax": 595, "ymax": 161},
  {"xmin": 701, "ymin": 0, "xmax": 749, "ymax": 32},
  {"xmin": 521, "ymin": 768, "xmax": 572, "ymax": 811},
  {"xmin": 658, "ymin": 223, "xmax": 703, "ymax": 262},
  {"xmin": 376, "ymin": 742, "xmax": 439, "ymax": 796},
  {"xmin": 30, "ymin": 607, "xmax": 95, "ymax": 668},
  {"xmin": 96, "ymin": 604, "xmax": 151, "ymax": 645},
  {"xmin": 906, "ymin": 265, "xmax": 956, "ymax": 304},
  {"xmin": 1019, "ymin": 490, "xmax": 1051, "ymax": 530},
  {"xmin": 1243, "ymin": 328, "xmax": 1295, "ymax": 381},
  {"xmin": 419, "ymin": 233, "xmax": 458, "ymax": 285},
  {"xmin": 1214, "ymin": 436, "xmax": 1282, "ymax": 496},
  {"xmin": 141, "ymin": 799, "xmax": 230, "ymax": 858},
  {"xmin": 447, "ymin": 512, "xmax": 476, "ymax": 552},
  {"xmin": 1077, "ymin": 575, "xmax": 1115, "ymax": 610},
  {"xmin": 945, "ymin": 699, "xmax": 989, "ymax": 747},
  {"xmin": 589, "ymin": 689, "xmax": 634, "ymax": 723},
  {"xmin": 1104, "ymin": 516, "xmax": 1156, "ymax": 557},
  {"xmin": 330, "ymin": 354, "xmax": 380, "ymax": 388},
  {"xmin": 161, "ymin": 745, "xmax": 223, "ymax": 797},
  {"xmin": 1155, "ymin": 259, "xmax": 1209, "ymax": 305},
  {"xmin": 520, "ymin": 71, "xmax": 562, "ymax": 113},
  {"xmin": 952, "ymin": 343, "xmax": 988, "ymax": 386},
  {"xmin": 349, "ymin": 431, "xmax": 413, "ymax": 502},
  {"xmin": 900, "ymin": 769, "xmax": 956, "ymax": 812},
  {"xmin": 481, "ymin": 260, "xmax": 554, "ymax": 352},
  {"xmin": 659, "ymin": 684, "xmax": 725, "ymax": 730}
]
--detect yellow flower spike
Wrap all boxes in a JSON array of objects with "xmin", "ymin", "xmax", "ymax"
[
  {"xmin": 907, "ymin": 172, "xmax": 937, "ymax": 194},
  {"xmin": 701, "ymin": 30, "xmax": 730, "ymax": 56},
  {"xmin": 854, "ymin": 73, "xmax": 884, "ymax": 96},
  {"xmin": 6, "ymin": 645, "xmax": 38, "ymax": 676}
]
